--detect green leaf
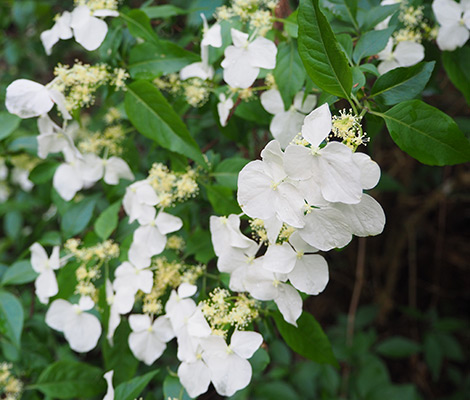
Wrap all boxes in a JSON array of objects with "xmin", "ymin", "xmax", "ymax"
[
  {"xmin": 273, "ymin": 41, "xmax": 306, "ymax": 108},
  {"xmin": 352, "ymin": 27, "xmax": 394, "ymax": 64},
  {"xmin": 129, "ymin": 42, "xmax": 199, "ymax": 79},
  {"xmin": 142, "ymin": 5, "xmax": 190, "ymax": 19},
  {"xmin": 120, "ymin": 10, "xmax": 160, "ymax": 46},
  {"xmin": 185, "ymin": 227, "xmax": 215, "ymax": 264},
  {"xmin": 424, "ymin": 333, "xmax": 442, "ymax": 381},
  {"xmin": 0, "ymin": 290, "xmax": 23, "ymax": 347},
  {"xmin": 29, "ymin": 161, "xmax": 59, "ymax": 184},
  {"xmin": 32, "ymin": 360, "xmax": 105, "ymax": 399},
  {"xmin": 442, "ymin": 47, "xmax": 470, "ymax": 105},
  {"xmin": 379, "ymin": 100, "xmax": 470, "ymax": 165},
  {"xmin": 163, "ymin": 375, "xmax": 191, "ymax": 400},
  {"xmin": 114, "ymin": 370, "xmax": 159, "ymax": 400},
  {"xmin": 273, "ymin": 311, "xmax": 338, "ymax": 367},
  {"xmin": 205, "ymin": 184, "xmax": 241, "ymax": 215},
  {"xmin": 213, "ymin": 157, "xmax": 249, "ymax": 190},
  {"xmin": 298, "ymin": 0, "xmax": 352, "ymax": 99},
  {"xmin": 234, "ymin": 99, "xmax": 271, "ymax": 125},
  {"xmin": 358, "ymin": 4, "xmax": 400, "ymax": 31},
  {"xmin": 95, "ymin": 201, "xmax": 121, "ymax": 240},
  {"xmin": 341, "ymin": 0, "xmax": 359, "ymax": 31},
  {"xmin": 370, "ymin": 62, "xmax": 435, "ymax": 105},
  {"xmin": 125, "ymin": 80, "xmax": 205, "ymax": 166},
  {"xmin": 1, "ymin": 260, "xmax": 38, "ymax": 286},
  {"xmin": 352, "ymin": 66, "xmax": 365, "ymax": 93},
  {"xmin": 0, "ymin": 111, "xmax": 20, "ymax": 140},
  {"xmin": 4, "ymin": 210, "xmax": 23, "ymax": 239},
  {"xmin": 375, "ymin": 336, "xmax": 421, "ymax": 358},
  {"xmin": 61, "ymin": 198, "xmax": 96, "ymax": 238}
]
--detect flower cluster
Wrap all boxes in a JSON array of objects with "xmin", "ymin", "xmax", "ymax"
[{"xmin": 0, "ymin": 363, "xmax": 23, "ymax": 400}]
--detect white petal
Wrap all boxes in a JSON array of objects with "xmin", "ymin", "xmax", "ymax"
[
  {"xmin": 53, "ymin": 163, "xmax": 84, "ymax": 201},
  {"xmin": 230, "ymin": 28, "xmax": 249, "ymax": 47},
  {"xmin": 40, "ymin": 29, "xmax": 59, "ymax": 56},
  {"xmin": 30, "ymin": 242, "xmax": 48, "ymax": 273},
  {"xmin": 432, "ymin": 0, "xmax": 463, "ymax": 26},
  {"xmin": 210, "ymin": 215, "xmax": 255, "ymax": 257},
  {"xmin": 378, "ymin": 59, "xmax": 400, "ymax": 75},
  {"xmin": 289, "ymin": 231, "xmax": 318, "ymax": 253},
  {"xmin": 104, "ymin": 157, "xmax": 134, "ymax": 185},
  {"xmin": 288, "ymin": 254, "xmax": 329, "ymax": 295},
  {"xmin": 230, "ymin": 330, "xmax": 263, "ymax": 359},
  {"xmin": 244, "ymin": 265, "xmax": 278, "ymax": 301},
  {"xmin": 274, "ymin": 283, "xmax": 302, "ymax": 326},
  {"xmin": 129, "ymin": 314, "xmax": 151, "ymax": 332},
  {"xmin": 222, "ymin": 47, "xmax": 260, "ymax": 88},
  {"xmin": 301, "ymin": 104, "xmax": 332, "ymax": 148},
  {"xmin": 293, "ymin": 92, "xmax": 317, "ymax": 113},
  {"xmin": 217, "ymin": 95, "xmax": 234, "ymax": 126},
  {"xmin": 5, "ymin": 79, "xmax": 54, "ymax": 119},
  {"xmin": 187, "ymin": 309, "xmax": 212, "ymax": 337},
  {"xmin": 133, "ymin": 225, "xmax": 167, "ymax": 256},
  {"xmin": 283, "ymin": 144, "xmax": 315, "ymax": 180},
  {"xmin": 353, "ymin": 152, "xmax": 381, "ymax": 190},
  {"xmin": 178, "ymin": 360, "xmax": 211, "ymax": 398},
  {"xmin": 274, "ymin": 182, "xmax": 306, "ymax": 228},
  {"xmin": 180, "ymin": 62, "xmax": 214, "ymax": 81},
  {"xmin": 153, "ymin": 315, "xmax": 175, "ymax": 342},
  {"xmin": 202, "ymin": 22, "xmax": 222, "ymax": 48},
  {"xmin": 394, "ymin": 41, "xmax": 425, "ymax": 68},
  {"xmin": 55, "ymin": 11, "xmax": 73, "ymax": 39},
  {"xmin": 103, "ymin": 371, "xmax": 114, "ymax": 400},
  {"xmin": 128, "ymin": 330, "xmax": 166, "ymax": 365},
  {"xmin": 247, "ymin": 36, "xmax": 277, "ymax": 69},
  {"xmin": 260, "ymin": 89, "xmax": 285, "ymax": 115},
  {"xmin": 436, "ymin": 24, "xmax": 469, "ymax": 51},
  {"xmin": 79, "ymin": 295, "xmax": 95, "ymax": 311},
  {"xmin": 81, "ymin": 153, "xmax": 104, "ymax": 183},
  {"xmin": 64, "ymin": 312, "xmax": 102, "ymax": 352},
  {"xmin": 178, "ymin": 283, "xmax": 197, "ymax": 298},
  {"xmin": 207, "ymin": 353, "xmax": 253, "ymax": 397},
  {"xmin": 155, "ymin": 211, "xmax": 183, "ymax": 235},
  {"xmin": 71, "ymin": 6, "xmax": 108, "ymax": 51},
  {"xmin": 93, "ymin": 9, "xmax": 119, "ymax": 17},
  {"xmin": 270, "ymin": 111, "xmax": 305, "ymax": 148},
  {"xmin": 47, "ymin": 89, "xmax": 72, "ymax": 120},
  {"xmin": 263, "ymin": 242, "xmax": 297, "ymax": 274},
  {"xmin": 35, "ymin": 269, "xmax": 58, "ymax": 303}
]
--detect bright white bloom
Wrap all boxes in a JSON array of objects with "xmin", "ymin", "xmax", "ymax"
[
  {"xmin": 80, "ymin": 153, "xmax": 134, "ymax": 185},
  {"xmin": 180, "ymin": 14, "xmax": 222, "ymax": 81},
  {"xmin": 113, "ymin": 261, "xmax": 153, "ymax": 295},
  {"xmin": 40, "ymin": 12, "xmax": 73, "ymax": 55},
  {"xmin": 377, "ymin": 39, "xmax": 425, "ymax": 74},
  {"xmin": 209, "ymin": 214, "xmax": 254, "ymax": 258},
  {"xmin": 30, "ymin": 242, "xmax": 60, "ymax": 304},
  {"xmin": 238, "ymin": 140, "xmax": 305, "ymax": 228},
  {"xmin": 105, "ymin": 279, "xmax": 135, "ymax": 344},
  {"xmin": 11, "ymin": 168, "xmax": 34, "ymax": 192},
  {"xmin": 123, "ymin": 180, "xmax": 159, "ymax": 225},
  {"xmin": 284, "ymin": 104, "xmax": 363, "ymax": 204},
  {"xmin": 177, "ymin": 343, "xmax": 211, "ymax": 398},
  {"xmin": 261, "ymin": 89, "xmax": 317, "ymax": 148},
  {"xmin": 5, "ymin": 79, "xmax": 71, "ymax": 120},
  {"xmin": 128, "ymin": 210, "xmax": 183, "ymax": 268},
  {"xmin": 128, "ymin": 314, "xmax": 174, "ymax": 365},
  {"xmin": 45, "ymin": 296, "xmax": 102, "ymax": 352},
  {"xmin": 103, "ymin": 370, "xmax": 114, "ymax": 400},
  {"xmin": 217, "ymin": 93, "xmax": 234, "ymax": 127},
  {"xmin": 37, "ymin": 115, "xmax": 79, "ymax": 159},
  {"xmin": 221, "ymin": 28, "xmax": 277, "ymax": 89},
  {"xmin": 432, "ymin": 0, "xmax": 470, "ymax": 51},
  {"xmin": 201, "ymin": 330, "xmax": 263, "ymax": 396}
]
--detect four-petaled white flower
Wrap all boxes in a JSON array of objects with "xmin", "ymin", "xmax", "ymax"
[
  {"xmin": 45, "ymin": 296, "xmax": 102, "ymax": 352},
  {"xmin": 221, "ymin": 28, "xmax": 277, "ymax": 89},
  {"xmin": 377, "ymin": 39, "xmax": 425, "ymax": 75},
  {"xmin": 432, "ymin": 0, "xmax": 470, "ymax": 51},
  {"xmin": 123, "ymin": 180, "xmax": 159, "ymax": 225},
  {"xmin": 30, "ymin": 242, "xmax": 61, "ymax": 304}
]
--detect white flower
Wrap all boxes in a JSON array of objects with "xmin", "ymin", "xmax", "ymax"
[
  {"xmin": 37, "ymin": 115, "xmax": 79, "ymax": 160},
  {"xmin": 5, "ymin": 79, "xmax": 71, "ymax": 120},
  {"xmin": 30, "ymin": 242, "xmax": 60, "ymax": 304},
  {"xmin": 178, "ymin": 346, "xmax": 211, "ymax": 398},
  {"xmin": 103, "ymin": 370, "xmax": 114, "ymax": 400},
  {"xmin": 201, "ymin": 330, "xmax": 263, "ymax": 396},
  {"xmin": 432, "ymin": 0, "xmax": 470, "ymax": 51},
  {"xmin": 40, "ymin": 11, "xmax": 73, "ymax": 55},
  {"xmin": 128, "ymin": 314, "xmax": 174, "ymax": 365},
  {"xmin": 45, "ymin": 296, "xmax": 102, "ymax": 353},
  {"xmin": 260, "ymin": 89, "xmax": 317, "ymax": 148},
  {"xmin": 283, "ymin": 103, "xmax": 363, "ymax": 204},
  {"xmin": 377, "ymin": 39, "xmax": 425, "ymax": 75},
  {"xmin": 11, "ymin": 168, "xmax": 33, "ymax": 192},
  {"xmin": 105, "ymin": 279, "xmax": 135, "ymax": 344},
  {"xmin": 123, "ymin": 180, "xmax": 159, "ymax": 225},
  {"xmin": 237, "ymin": 140, "xmax": 305, "ymax": 228},
  {"xmin": 80, "ymin": 154, "xmax": 134, "ymax": 185},
  {"xmin": 221, "ymin": 28, "xmax": 277, "ymax": 89},
  {"xmin": 217, "ymin": 93, "xmax": 234, "ymax": 127},
  {"xmin": 113, "ymin": 261, "xmax": 153, "ymax": 295}
]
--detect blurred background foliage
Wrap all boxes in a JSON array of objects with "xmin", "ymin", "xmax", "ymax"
[{"xmin": 0, "ymin": 0, "xmax": 469, "ymax": 399}]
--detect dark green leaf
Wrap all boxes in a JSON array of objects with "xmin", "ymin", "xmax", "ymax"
[
  {"xmin": 125, "ymin": 80, "xmax": 205, "ymax": 166},
  {"xmin": 94, "ymin": 201, "xmax": 121, "ymax": 240},
  {"xmin": 358, "ymin": 4, "xmax": 400, "ymax": 31},
  {"xmin": 29, "ymin": 161, "xmax": 58, "ymax": 184},
  {"xmin": 205, "ymin": 184, "xmax": 241, "ymax": 215},
  {"xmin": 185, "ymin": 227, "xmax": 215, "ymax": 264},
  {"xmin": 234, "ymin": 99, "xmax": 271, "ymax": 125},
  {"xmin": 273, "ymin": 41, "xmax": 306, "ymax": 107},
  {"xmin": 0, "ymin": 290, "xmax": 23, "ymax": 347},
  {"xmin": 1, "ymin": 260, "xmax": 37, "ymax": 286},
  {"xmin": 273, "ymin": 311, "xmax": 338, "ymax": 367},
  {"xmin": 352, "ymin": 67, "xmax": 365, "ymax": 93},
  {"xmin": 61, "ymin": 198, "xmax": 96, "ymax": 238},
  {"xmin": 375, "ymin": 336, "xmax": 421, "ymax": 358},
  {"xmin": 32, "ymin": 360, "xmax": 105, "ymax": 399},
  {"xmin": 336, "ymin": 33, "xmax": 353, "ymax": 62},
  {"xmin": 4, "ymin": 210, "xmax": 22, "ymax": 239},
  {"xmin": 120, "ymin": 10, "xmax": 160, "ymax": 45},
  {"xmin": 0, "ymin": 111, "xmax": 20, "ymax": 140},
  {"xmin": 359, "ymin": 63, "xmax": 379, "ymax": 76},
  {"xmin": 163, "ymin": 375, "xmax": 191, "ymax": 400},
  {"xmin": 298, "ymin": 0, "xmax": 352, "ymax": 99},
  {"xmin": 114, "ymin": 370, "xmax": 159, "ymax": 400},
  {"xmin": 380, "ymin": 100, "xmax": 470, "ymax": 165},
  {"xmin": 250, "ymin": 347, "xmax": 270, "ymax": 374},
  {"xmin": 424, "ymin": 333, "xmax": 442, "ymax": 381},
  {"xmin": 442, "ymin": 47, "xmax": 470, "ymax": 105},
  {"xmin": 213, "ymin": 157, "xmax": 249, "ymax": 190},
  {"xmin": 142, "ymin": 5, "xmax": 190, "ymax": 19},
  {"xmin": 370, "ymin": 62, "xmax": 435, "ymax": 105},
  {"xmin": 129, "ymin": 42, "xmax": 199, "ymax": 79},
  {"xmin": 353, "ymin": 27, "xmax": 394, "ymax": 64}
]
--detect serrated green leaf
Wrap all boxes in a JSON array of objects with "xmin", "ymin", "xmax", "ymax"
[
  {"xmin": 379, "ymin": 100, "xmax": 470, "ymax": 165},
  {"xmin": 442, "ymin": 47, "xmax": 470, "ymax": 105},
  {"xmin": 61, "ymin": 198, "xmax": 96, "ymax": 238},
  {"xmin": 273, "ymin": 41, "xmax": 306, "ymax": 108},
  {"xmin": 273, "ymin": 311, "xmax": 338, "ymax": 367},
  {"xmin": 375, "ymin": 336, "xmax": 421, "ymax": 358},
  {"xmin": 95, "ymin": 201, "xmax": 121, "ymax": 240},
  {"xmin": 125, "ymin": 80, "xmax": 205, "ymax": 166},
  {"xmin": 32, "ymin": 360, "xmax": 105, "ymax": 399},
  {"xmin": 353, "ymin": 27, "xmax": 394, "ymax": 64},
  {"xmin": 114, "ymin": 370, "xmax": 159, "ymax": 400},
  {"xmin": 1, "ymin": 260, "xmax": 37, "ymax": 286},
  {"xmin": 0, "ymin": 290, "xmax": 23, "ymax": 347},
  {"xmin": 370, "ymin": 62, "xmax": 435, "ymax": 105},
  {"xmin": 0, "ymin": 111, "xmax": 20, "ymax": 140},
  {"xmin": 120, "ymin": 10, "xmax": 159, "ymax": 45},
  {"xmin": 129, "ymin": 42, "xmax": 199, "ymax": 79},
  {"xmin": 298, "ymin": 0, "xmax": 352, "ymax": 99}
]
